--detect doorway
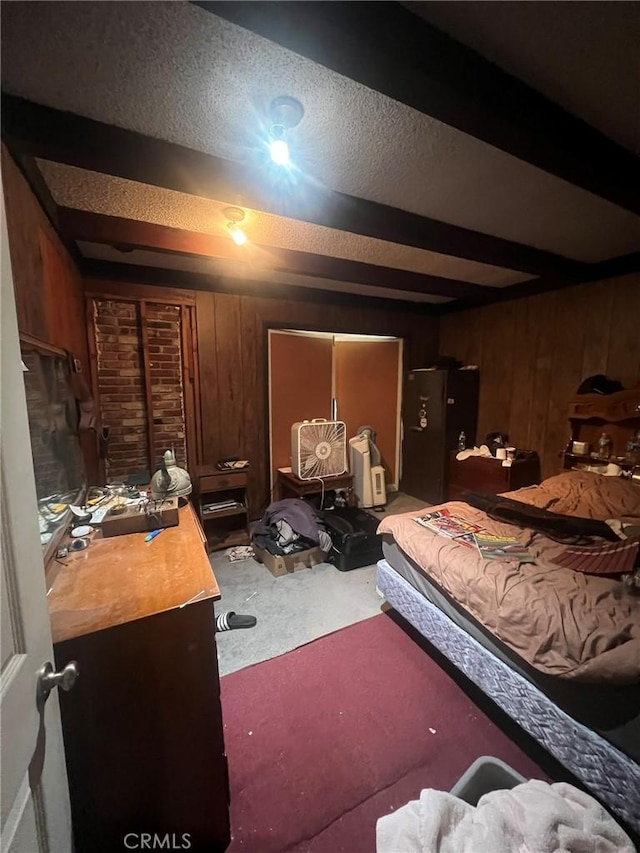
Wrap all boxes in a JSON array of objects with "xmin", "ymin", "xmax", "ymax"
[{"xmin": 268, "ymin": 329, "xmax": 403, "ymax": 492}]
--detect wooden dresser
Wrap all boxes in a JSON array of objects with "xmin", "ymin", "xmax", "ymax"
[
  {"xmin": 447, "ymin": 452, "xmax": 540, "ymax": 501},
  {"xmin": 46, "ymin": 502, "xmax": 230, "ymax": 852}
]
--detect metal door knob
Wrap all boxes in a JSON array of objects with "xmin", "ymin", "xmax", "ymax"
[{"xmin": 37, "ymin": 660, "xmax": 79, "ymax": 705}]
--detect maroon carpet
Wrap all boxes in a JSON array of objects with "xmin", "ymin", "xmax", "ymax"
[{"xmin": 220, "ymin": 612, "xmax": 550, "ymax": 853}]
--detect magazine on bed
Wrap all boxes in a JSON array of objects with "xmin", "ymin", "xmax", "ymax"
[
  {"xmin": 473, "ymin": 531, "xmax": 535, "ymax": 562},
  {"xmin": 414, "ymin": 509, "xmax": 482, "ymax": 542}
]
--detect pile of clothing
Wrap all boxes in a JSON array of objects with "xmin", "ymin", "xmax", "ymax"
[{"xmin": 252, "ymin": 499, "xmax": 332, "ymax": 556}]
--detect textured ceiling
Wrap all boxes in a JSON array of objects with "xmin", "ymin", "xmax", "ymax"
[
  {"xmin": 39, "ymin": 160, "xmax": 532, "ymax": 287},
  {"xmin": 78, "ymin": 242, "xmax": 452, "ymax": 304},
  {"xmin": 1, "ymin": 1, "xmax": 638, "ymax": 309},
  {"xmin": 2, "ymin": 1, "xmax": 639, "ymax": 264},
  {"xmin": 406, "ymin": 1, "xmax": 640, "ymax": 157}
]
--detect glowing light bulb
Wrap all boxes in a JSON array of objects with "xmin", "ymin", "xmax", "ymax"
[
  {"xmin": 229, "ymin": 224, "xmax": 248, "ymax": 246},
  {"xmin": 269, "ymin": 137, "xmax": 290, "ymax": 167}
]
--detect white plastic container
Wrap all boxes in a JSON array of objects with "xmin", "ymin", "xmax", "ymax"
[{"xmin": 450, "ymin": 756, "xmax": 526, "ymax": 805}]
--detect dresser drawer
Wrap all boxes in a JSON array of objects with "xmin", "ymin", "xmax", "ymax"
[
  {"xmin": 450, "ymin": 459, "xmax": 509, "ymax": 493},
  {"xmin": 199, "ymin": 471, "xmax": 247, "ymax": 491}
]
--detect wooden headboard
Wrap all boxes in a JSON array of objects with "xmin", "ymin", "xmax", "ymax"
[{"xmin": 567, "ymin": 389, "xmax": 640, "ymax": 461}]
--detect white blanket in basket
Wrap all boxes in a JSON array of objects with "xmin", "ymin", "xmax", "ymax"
[{"xmin": 376, "ymin": 780, "xmax": 635, "ymax": 853}]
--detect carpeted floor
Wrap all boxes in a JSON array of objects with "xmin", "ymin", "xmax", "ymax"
[
  {"xmin": 212, "ymin": 557, "xmax": 382, "ymax": 676},
  {"xmin": 212, "ymin": 491, "xmax": 428, "ymax": 676},
  {"xmin": 220, "ymin": 611, "xmax": 554, "ymax": 853}
]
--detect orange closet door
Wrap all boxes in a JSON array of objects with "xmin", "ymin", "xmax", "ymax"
[
  {"xmin": 334, "ymin": 339, "xmax": 402, "ymax": 486},
  {"xmin": 268, "ymin": 331, "xmax": 333, "ymax": 489}
]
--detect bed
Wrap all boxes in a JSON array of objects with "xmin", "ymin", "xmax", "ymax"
[{"xmin": 376, "ymin": 470, "xmax": 640, "ymax": 832}]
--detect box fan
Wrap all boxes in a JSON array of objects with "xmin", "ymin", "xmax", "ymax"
[{"xmin": 291, "ymin": 419, "xmax": 347, "ymax": 479}]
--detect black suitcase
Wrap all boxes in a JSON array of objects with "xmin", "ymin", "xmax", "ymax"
[{"xmin": 324, "ymin": 507, "xmax": 383, "ymax": 572}]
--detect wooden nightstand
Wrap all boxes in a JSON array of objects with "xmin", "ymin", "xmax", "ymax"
[
  {"xmin": 195, "ymin": 467, "xmax": 250, "ymax": 551},
  {"xmin": 447, "ymin": 452, "xmax": 540, "ymax": 501},
  {"xmin": 276, "ymin": 469, "xmax": 354, "ymax": 504}
]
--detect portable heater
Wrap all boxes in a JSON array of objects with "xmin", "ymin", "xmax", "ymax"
[{"xmin": 349, "ymin": 426, "xmax": 387, "ymax": 508}]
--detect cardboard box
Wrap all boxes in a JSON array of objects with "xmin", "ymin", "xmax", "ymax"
[{"xmin": 253, "ymin": 544, "xmax": 326, "ymax": 577}]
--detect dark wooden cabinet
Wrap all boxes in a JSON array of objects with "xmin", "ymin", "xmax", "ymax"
[
  {"xmin": 447, "ymin": 452, "xmax": 540, "ymax": 501},
  {"xmin": 47, "ymin": 505, "xmax": 230, "ymax": 853},
  {"xmin": 402, "ymin": 369, "xmax": 479, "ymax": 504}
]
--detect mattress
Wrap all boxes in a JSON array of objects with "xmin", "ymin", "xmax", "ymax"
[
  {"xmin": 378, "ymin": 505, "xmax": 640, "ymax": 683},
  {"xmin": 376, "ymin": 556, "xmax": 640, "ymax": 834},
  {"xmin": 382, "ymin": 537, "xmax": 640, "ymax": 764}
]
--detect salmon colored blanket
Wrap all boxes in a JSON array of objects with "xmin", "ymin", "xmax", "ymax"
[{"xmin": 378, "ymin": 472, "xmax": 640, "ymax": 684}]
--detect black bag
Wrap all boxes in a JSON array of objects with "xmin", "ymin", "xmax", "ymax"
[
  {"xmin": 460, "ymin": 492, "xmax": 619, "ymax": 543},
  {"xmin": 323, "ymin": 507, "xmax": 383, "ymax": 572}
]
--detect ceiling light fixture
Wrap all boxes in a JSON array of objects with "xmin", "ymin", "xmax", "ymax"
[
  {"xmin": 223, "ymin": 207, "xmax": 248, "ymax": 246},
  {"xmin": 269, "ymin": 124, "xmax": 290, "ymax": 167},
  {"xmin": 268, "ymin": 96, "xmax": 304, "ymax": 167}
]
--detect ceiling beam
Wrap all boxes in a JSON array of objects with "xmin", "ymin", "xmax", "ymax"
[
  {"xmin": 582, "ymin": 252, "xmax": 640, "ymax": 282},
  {"xmin": 2, "ymin": 94, "xmax": 587, "ymax": 281},
  {"xmin": 81, "ymin": 258, "xmax": 441, "ymax": 315},
  {"xmin": 197, "ymin": 1, "xmax": 640, "ymax": 217},
  {"xmin": 66, "ymin": 208, "xmax": 589, "ymax": 311},
  {"xmin": 57, "ymin": 207, "xmax": 490, "ymax": 300}
]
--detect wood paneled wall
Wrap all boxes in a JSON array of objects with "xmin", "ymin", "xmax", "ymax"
[
  {"xmin": 2, "ymin": 146, "xmax": 100, "ymax": 480},
  {"xmin": 439, "ymin": 275, "xmax": 640, "ymax": 479},
  {"xmin": 194, "ymin": 291, "xmax": 438, "ymax": 514},
  {"xmin": 85, "ymin": 279, "xmax": 439, "ymax": 514},
  {"xmin": 1, "ymin": 146, "xmax": 87, "ymax": 364}
]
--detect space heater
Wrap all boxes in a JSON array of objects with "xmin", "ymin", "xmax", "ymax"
[
  {"xmin": 291, "ymin": 419, "xmax": 347, "ymax": 479},
  {"xmin": 349, "ymin": 427, "xmax": 387, "ymax": 508}
]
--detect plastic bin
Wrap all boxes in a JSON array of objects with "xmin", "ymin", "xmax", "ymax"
[{"xmin": 450, "ymin": 756, "xmax": 526, "ymax": 805}]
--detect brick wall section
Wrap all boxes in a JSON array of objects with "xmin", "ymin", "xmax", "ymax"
[
  {"xmin": 94, "ymin": 300, "xmax": 150, "ymax": 481},
  {"xmin": 93, "ymin": 300, "xmax": 187, "ymax": 482},
  {"xmin": 146, "ymin": 303, "xmax": 187, "ymax": 470}
]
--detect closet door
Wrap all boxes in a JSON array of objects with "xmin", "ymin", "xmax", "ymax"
[
  {"xmin": 334, "ymin": 339, "xmax": 402, "ymax": 487},
  {"xmin": 268, "ymin": 331, "xmax": 333, "ymax": 489}
]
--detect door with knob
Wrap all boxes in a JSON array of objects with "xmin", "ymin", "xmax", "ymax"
[
  {"xmin": 37, "ymin": 661, "xmax": 79, "ymax": 706},
  {"xmin": 0, "ymin": 193, "xmax": 73, "ymax": 851}
]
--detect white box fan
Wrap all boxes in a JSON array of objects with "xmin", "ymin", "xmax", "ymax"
[{"xmin": 291, "ymin": 419, "xmax": 347, "ymax": 479}]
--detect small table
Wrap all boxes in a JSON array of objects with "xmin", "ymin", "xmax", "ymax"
[{"xmin": 276, "ymin": 469, "xmax": 354, "ymax": 503}]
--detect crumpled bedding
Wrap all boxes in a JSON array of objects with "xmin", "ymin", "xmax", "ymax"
[
  {"xmin": 376, "ymin": 780, "xmax": 636, "ymax": 853},
  {"xmin": 508, "ymin": 470, "xmax": 640, "ymax": 520},
  {"xmin": 378, "ymin": 472, "xmax": 640, "ymax": 683}
]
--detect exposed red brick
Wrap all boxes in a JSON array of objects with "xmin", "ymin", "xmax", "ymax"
[{"xmin": 93, "ymin": 299, "xmax": 187, "ymax": 481}]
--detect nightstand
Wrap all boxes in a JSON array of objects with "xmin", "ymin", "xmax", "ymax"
[
  {"xmin": 195, "ymin": 467, "xmax": 250, "ymax": 551},
  {"xmin": 447, "ymin": 452, "xmax": 540, "ymax": 501},
  {"xmin": 276, "ymin": 469, "xmax": 354, "ymax": 504}
]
